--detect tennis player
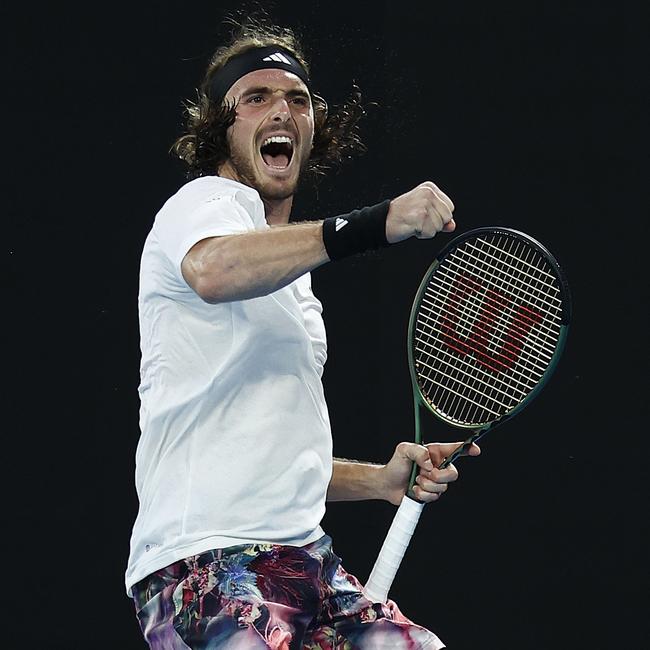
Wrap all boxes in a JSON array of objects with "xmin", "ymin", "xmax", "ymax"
[{"xmin": 126, "ymin": 17, "xmax": 479, "ymax": 649}]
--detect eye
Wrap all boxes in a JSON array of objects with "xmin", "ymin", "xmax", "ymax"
[
  {"xmin": 292, "ymin": 96, "xmax": 309, "ymax": 107},
  {"xmin": 247, "ymin": 94, "xmax": 264, "ymax": 104}
]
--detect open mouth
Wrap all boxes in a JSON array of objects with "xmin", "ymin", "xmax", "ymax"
[{"xmin": 259, "ymin": 135, "xmax": 294, "ymax": 171}]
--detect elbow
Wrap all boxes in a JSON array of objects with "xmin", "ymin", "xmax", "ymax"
[
  {"xmin": 181, "ymin": 253, "xmax": 228, "ymax": 304},
  {"xmin": 191, "ymin": 267, "xmax": 236, "ymax": 304},
  {"xmin": 193, "ymin": 276, "xmax": 224, "ymax": 304}
]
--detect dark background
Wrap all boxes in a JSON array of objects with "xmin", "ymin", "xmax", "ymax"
[{"xmin": 4, "ymin": 1, "xmax": 646, "ymax": 648}]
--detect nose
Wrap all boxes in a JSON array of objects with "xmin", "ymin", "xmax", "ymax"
[{"xmin": 270, "ymin": 95, "xmax": 291, "ymax": 123}]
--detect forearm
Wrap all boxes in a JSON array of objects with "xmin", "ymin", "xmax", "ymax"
[
  {"xmin": 326, "ymin": 458, "xmax": 388, "ymax": 502},
  {"xmin": 182, "ymin": 222, "xmax": 329, "ymax": 303}
]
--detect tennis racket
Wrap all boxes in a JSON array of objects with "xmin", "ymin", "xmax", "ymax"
[{"xmin": 364, "ymin": 227, "xmax": 571, "ymax": 603}]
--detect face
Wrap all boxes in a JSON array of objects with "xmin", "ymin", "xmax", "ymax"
[{"xmin": 218, "ymin": 69, "xmax": 315, "ymax": 201}]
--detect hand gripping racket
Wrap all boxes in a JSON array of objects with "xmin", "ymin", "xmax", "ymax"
[{"xmin": 364, "ymin": 227, "xmax": 571, "ymax": 603}]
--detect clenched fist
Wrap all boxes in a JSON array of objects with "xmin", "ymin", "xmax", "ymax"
[{"xmin": 385, "ymin": 181, "xmax": 456, "ymax": 244}]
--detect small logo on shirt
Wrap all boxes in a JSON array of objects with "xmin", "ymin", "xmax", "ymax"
[
  {"xmin": 145, "ymin": 543, "xmax": 161, "ymax": 552},
  {"xmin": 335, "ymin": 218, "xmax": 349, "ymax": 232}
]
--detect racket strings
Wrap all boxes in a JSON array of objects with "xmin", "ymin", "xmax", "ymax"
[
  {"xmin": 458, "ymin": 241, "xmax": 563, "ymax": 328},
  {"xmin": 417, "ymin": 300, "xmax": 549, "ymax": 381},
  {"xmin": 452, "ymin": 241, "xmax": 562, "ymax": 322},
  {"xmin": 414, "ymin": 327, "xmax": 534, "ymax": 394},
  {"xmin": 414, "ymin": 233, "xmax": 564, "ymax": 426},
  {"xmin": 421, "ymin": 267, "xmax": 553, "ymax": 380},
  {"xmin": 415, "ymin": 355, "xmax": 509, "ymax": 414},
  {"xmin": 431, "ymin": 236, "xmax": 556, "ymax": 421},
  {"xmin": 472, "ymin": 237, "xmax": 563, "ymax": 344},
  {"xmin": 421, "ymin": 280, "xmax": 555, "ymax": 366},
  {"xmin": 444, "ymin": 251, "xmax": 562, "ymax": 337},
  {"xmin": 466, "ymin": 240, "xmax": 562, "ymax": 305},
  {"xmin": 443, "ymin": 237, "xmax": 560, "ymax": 422},
  {"xmin": 423, "ymin": 269, "xmax": 557, "ymax": 364},
  {"xmin": 420, "ymin": 233, "xmax": 560, "ymax": 420}
]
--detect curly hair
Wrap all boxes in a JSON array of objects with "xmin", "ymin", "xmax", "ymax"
[{"xmin": 171, "ymin": 14, "xmax": 367, "ymax": 182}]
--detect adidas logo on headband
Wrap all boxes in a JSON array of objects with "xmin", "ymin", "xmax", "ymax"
[{"xmin": 262, "ymin": 52, "xmax": 292, "ymax": 65}]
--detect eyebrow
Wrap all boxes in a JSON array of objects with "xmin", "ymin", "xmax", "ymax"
[{"xmin": 240, "ymin": 85, "xmax": 310, "ymax": 99}]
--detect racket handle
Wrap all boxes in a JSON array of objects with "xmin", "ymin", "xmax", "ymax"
[{"xmin": 364, "ymin": 495, "xmax": 425, "ymax": 603}]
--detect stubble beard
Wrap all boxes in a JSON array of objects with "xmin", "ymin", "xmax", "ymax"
[{"xmin": 226, "ymin": 143, "xmax": 308, "ymax": 201}]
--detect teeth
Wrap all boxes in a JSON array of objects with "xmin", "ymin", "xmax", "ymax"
[{"xmin": 262, "ymin": 136, "xmax": 293, "ymax": 147}]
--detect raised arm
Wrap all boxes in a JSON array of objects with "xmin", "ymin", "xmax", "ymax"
[
  {"xmin": 181, "ymin": 181, "xmax": 455, "ymax": 303},
  {"xmin": 182, "ymin": 222, "xmax": 327, "ymax": 303}
]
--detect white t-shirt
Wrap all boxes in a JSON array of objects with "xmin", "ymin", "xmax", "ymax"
[{"xmin": 125, "ymin": 176, "xmax": 332, "ymax": 595}]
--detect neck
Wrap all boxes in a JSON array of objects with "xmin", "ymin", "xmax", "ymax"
[
  {"xmin": 216, "ymin": 164, "xmax": 294, "ymax": 226},
  {"xmin": 263, "ymin": 196, "xmax": 293, "ymax": 225}
]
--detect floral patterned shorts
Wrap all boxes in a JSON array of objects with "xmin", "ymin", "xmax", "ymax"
[{"xmin": 131, "ymin": 535, "xmax": 444, "ymax": 649}]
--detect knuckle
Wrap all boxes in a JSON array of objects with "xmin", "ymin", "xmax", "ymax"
[
  {"xmin": 396, "ymin": 441, "xmax": 410, "ymax": 455},
  {"xmin": 420, "ymin": 187, "xmax": 436, "ymax": 201}
]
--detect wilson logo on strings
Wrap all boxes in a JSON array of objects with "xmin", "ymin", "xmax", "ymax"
[{"xmin": 439, "ymin": 273, "xmax": 543, "ymax": 374}]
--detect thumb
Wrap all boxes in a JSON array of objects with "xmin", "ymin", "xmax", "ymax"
[{"xmin": 426, "ymin": 441, "xmax": 481, "ymax": 465}]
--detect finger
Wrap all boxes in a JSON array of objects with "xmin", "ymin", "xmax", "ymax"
[
  {"xmin": 422, "ymin": 202, "xmax": 444, "ymax": 238},
  {"xmin": 419, "ymin": 181, "xmax": 455, "ymax": 213},
  {"xmin": 412, "ymin": 484, "xmax": 443, "ymax": 503},
  {"xmin": 420, "ymin": 186, "xmax": 452, "ymax": 226},
  {"xmin": 397, "ymin": 441, "xmax": 434, "ymax": 472},
  {"xmin": 442, "ymin": 219, "xmax": 456, "ymax": 233},
  {"xmin": 413, "ymin": 187, "xmax": 447, "ymax": 238},
  {"xmin": 431, "ymin": 201, "xmax": 453, "ymax": 228},
  {"xmin": 430, "ymin": 192, "xmax": 454, "ymax": 225},
  {"xmin": 415, "ymin": 475, "xmax": 449, "ymax": 494},
  {"xmin": 428, "ymin": 464, "xmax": 459, "ymax": 483},
  {"xmin": 431, "ymin": 185, "xmax": 455, "ymax": 214},
  {"xmin": 418, "ymin": 462, "xmax": 458, "ymax": 483},
  {"xmin": 426, "ymin": 441, "xmax": 481, "ymax": 462}
]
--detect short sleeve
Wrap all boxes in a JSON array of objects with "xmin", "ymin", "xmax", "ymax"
[{"xmin": 153, "ymin": 194, "xmax": 257, "ymax": 274}]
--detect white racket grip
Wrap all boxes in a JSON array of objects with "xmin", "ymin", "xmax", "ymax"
[{"xmin": 363, "ymin": 495, "xmax": 425, "ymax": 603}]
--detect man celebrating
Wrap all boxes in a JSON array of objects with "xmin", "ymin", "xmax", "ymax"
[{"xmin": 126, "ymin": 17, "xmax": 479, "ymax": 649}]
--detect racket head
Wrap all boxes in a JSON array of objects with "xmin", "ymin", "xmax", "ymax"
[{"xmin": 408, "ymin": 227, "xmax": 571, "ymax": 436}]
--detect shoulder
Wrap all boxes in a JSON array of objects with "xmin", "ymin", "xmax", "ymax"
[
  {"xmin": 157, "ymin": 176, "xmax": 265, "ymax": 226},
  {"xmin": 171, "ymin": 176, "xmax": 260, "ymax": 210}
]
